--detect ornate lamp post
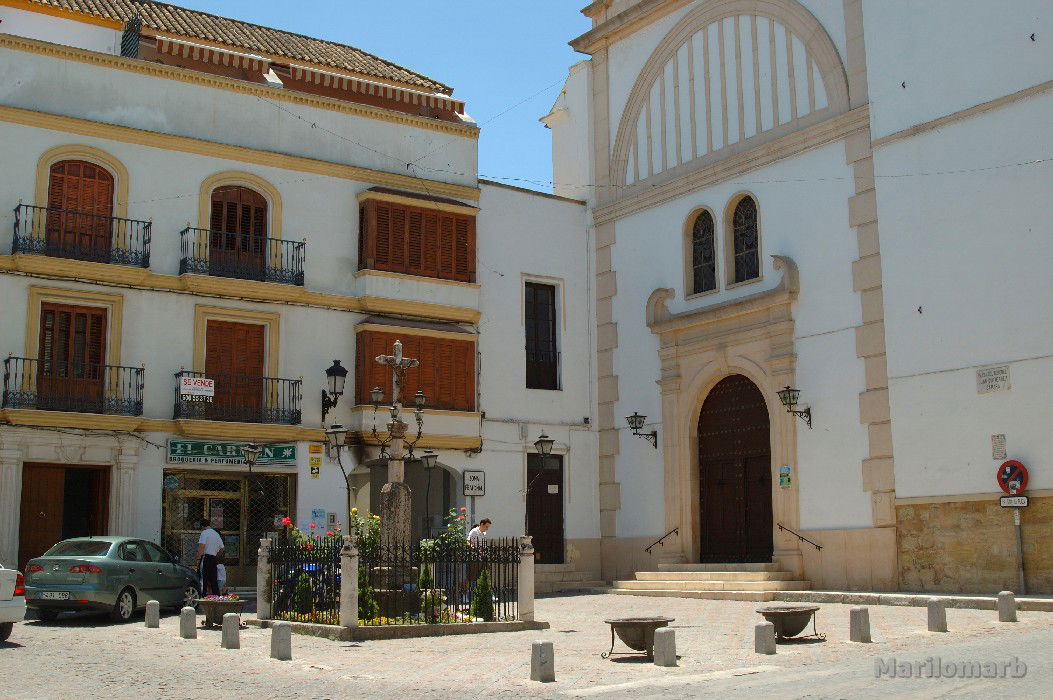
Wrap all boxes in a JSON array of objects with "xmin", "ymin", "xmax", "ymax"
[
  {"xmin": 321, "ymin": 360, "xmax": 348, "ymax": 421},
  {"xmin": 242, "ymin": 442, "xmax": 261, "ymax": 473},
  {"xmin": 325, "ymin": 423, "xmax": 370, "ymax": 530}
]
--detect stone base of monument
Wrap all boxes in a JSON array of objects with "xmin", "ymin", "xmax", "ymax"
[
  {"xmin": 374, "ymin": 589, "xmax": 422, "ymax": 618},
  {"xmin": 249, "ymin": 617, "xmax": 551, "ymax": 641}
]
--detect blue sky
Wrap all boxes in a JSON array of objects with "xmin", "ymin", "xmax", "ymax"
[{"xmin": 176, "ymin": 1, "xmax": 592, "ymax": 193}]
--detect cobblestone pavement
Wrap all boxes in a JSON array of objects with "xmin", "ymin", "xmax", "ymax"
[{"xmin": 2, "ymin": 593, "xmax": 1051, "ymax": 698}]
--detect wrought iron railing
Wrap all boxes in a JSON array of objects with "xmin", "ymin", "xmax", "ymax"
[
  {"xmin": 179, "ymin": 227, "xmax": 305, "ymax": 285},
  {"xmin": 12, "ymin": 204, "xmax": 152, "ymax": 267},
  {"xmin": 270, "ymin": 533, "xmax": 342, "ymax": 626},
  {"xmin": 777, "ymin": 523, "xmax": 822, "ymax": 551},
  {"xmin": 172, "ymin": 370, "xmax": 302, "ymax": 424},
  {"xmin": 645, "ymin": 527, "xmax": 679, "ymax": 555},
  {"xmin": 2, "ymin": 356, "xmax": 144, "ymax": 415}
]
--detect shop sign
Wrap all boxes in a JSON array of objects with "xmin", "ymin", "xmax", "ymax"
[
  {"xmin": 463, "ymin": 470, "xmax": 485, "ymax": 496},
  {"xmin": 167, "ymin": 439, "xmax": 296, "ymax": 466}
]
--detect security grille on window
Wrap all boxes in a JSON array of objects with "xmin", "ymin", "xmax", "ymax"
[
  {"xmin": 691, "ymin": 210, "xmax": 716, "ymax": 294},
  {"xmin": 525, "ymin": 282, "xmax": 559, "ymax": 390},
  {"xmin": 732, "ymin": 196, "xmax": 760, "ymax": 283}
]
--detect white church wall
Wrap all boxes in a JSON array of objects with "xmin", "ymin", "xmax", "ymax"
[
  {"xmin": 863, "ymin": 0, "xmax": 1053, "ymax": 141},
  {"xmin": 876, "ymin": 90, "xmax": 1053, "ymax": 499},
  {"xmin": 0, "ymin": 5, "xmax": 120, "ymax": 54}
]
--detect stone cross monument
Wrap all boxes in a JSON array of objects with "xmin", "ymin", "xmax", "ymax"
[{"xmin": 375, "ymin": 339, "xmax": 418, "ymax": 548}]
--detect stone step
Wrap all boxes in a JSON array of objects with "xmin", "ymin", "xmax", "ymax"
[
  {"xmin": 613, "ymin": 579, "xmax": 811, "ymax": 592},
  {"xmin": 535, "ymin": 570, "xmax": 598, "ymax": 583},
  {"xmin": 635, "ymin": 570, "xmax": 797, "ymax": 582},
  {"xmin": 609, "ymin": 588, "xmax": 775, "ymax": 602},
  {"xmin": 536, "ymin": 580, "xmax": 608, "ymax": 594},
  {"xmin": 656, "ymin": 562, "xmax": 781, "ymax": 572}
]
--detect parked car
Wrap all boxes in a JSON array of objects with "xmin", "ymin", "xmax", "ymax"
[
  {"xmin": 0, "ymin": 562, "xmax": 27, "ymax": 642},
  {"xmin": 24, "ymin": 537, "xmax": 199, "ymax": 622}
]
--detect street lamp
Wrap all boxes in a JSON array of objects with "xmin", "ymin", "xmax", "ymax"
[
  {"xmin": 321, "ymin": 359, "xmax": 348, "ymax": 421},
  {"xmin": 625, "ymin": 411, "xmax": 658, "ymax": 448},
  {"xmin": 533, "ymin": 432, "xmax": 554, "ymax": 458},
  {"xmin": 242, "ymin": 442, "xmax": 261, "ymax": 473},
  {"xmin": 777, "ymin": 386, "xmax": 812, "ymax": 429},
  {"xmin": 421, "ymin": 449, "xmax": 437, "ymax": 536},
  {"xmin": 323, "ymin": 423, "xmax": 362, "ymax": 530}
]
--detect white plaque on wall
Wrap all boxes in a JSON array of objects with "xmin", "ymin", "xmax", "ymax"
[
  {"xmin": 976, "ymin": 365, "xmax": 1010, "ymax": 394},
  {"xmin": 991, "ymin": 434, "xmax": 1007, "ymax": 460}
]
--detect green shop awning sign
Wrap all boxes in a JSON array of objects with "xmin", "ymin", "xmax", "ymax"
[{"xmin": 166, "ymin": 439, "xmax": 297, "ymax": 467}]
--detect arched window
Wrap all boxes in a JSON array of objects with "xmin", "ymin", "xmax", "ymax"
[
  {"xmin": 209, "ymin": 185, "xmax": 268, "ymax": 280},
  {"xmin": 690, "ymin": 210, "xmax": 716, "ymax": 295},
  {"xmin": 46, "ymin": 160, "xmax": 115, "ymax": 261},
  {"xmin": 731, "ymin": 196, "xmax": 759, "ymax": 283}
]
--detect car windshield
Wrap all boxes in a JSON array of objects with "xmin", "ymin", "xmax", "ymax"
[{"xmin": 44, "ymin": 540, "xmax": 113, "ymax": 557}]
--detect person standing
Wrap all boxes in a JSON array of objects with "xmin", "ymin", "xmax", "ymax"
[
  {"xmin": 467, "ymin": 518, "xmax": 491, "ymax": 548},
  {"xmin": 465, "ymin": 518, "xmax": 492, "ymax": 597},
  {"xmin": 194, "ymin": 518, "xmax": 224, "ymax": 596}
]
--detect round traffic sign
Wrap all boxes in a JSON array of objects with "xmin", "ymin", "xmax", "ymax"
[{"xmin": 996, "ymin": 460, "xmax": 1029, "ymax": 495}]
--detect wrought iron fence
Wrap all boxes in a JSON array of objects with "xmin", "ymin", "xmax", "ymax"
[
  {"xmin": 2, "ymin": 356, "xmax": 144, "ymax": 415},
  {"xmin": 173, "ymin": 370, "xmax": 302, "ymax": 424},
  {"xmin": 360, "ymin": 538, "xmax": 519, "ymax": 626},
  {"xmin": 179, "ymin": 227, "xmax": 305, "ymax": 285},
  {"xmin": 13, "ymin": 204, "xmax": 152, "ymax": 267},
  {"xmin": 267, "ymin": 535, "xmax": 520, "ymax": 626}
]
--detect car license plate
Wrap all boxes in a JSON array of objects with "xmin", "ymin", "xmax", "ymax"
[{"xmin": 41, "ymin": 591, "xmax": 69, "ymax": 600}]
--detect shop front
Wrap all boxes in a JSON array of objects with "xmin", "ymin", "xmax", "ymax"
[{"xmin": 160, "ymin": 439, "xmax": 297, "ymax": 587}]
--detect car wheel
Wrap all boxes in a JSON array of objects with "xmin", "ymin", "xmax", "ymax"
[
  {"xmin": 37, "ymin": 609, "xmax": 60, "ymax": 622},
  {"xmin": 182, "ymin": 584, "xmax": 200, "ymax": 610},
  {"xmin": 0, "ymin": 622, "xmax": 12, "ymax": 642},
  {"xmin": 110, "ymin": 587, "xmax": 136, "ymax": 623}
]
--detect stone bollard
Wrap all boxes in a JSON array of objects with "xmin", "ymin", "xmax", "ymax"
[
  {"xmin": 518, "ymin": 536, "xmax": 536, "ymax": 623},
  {"xmin": 653, "ymin": 627, "xmax": 677, "ymax": 666},
  {"xmin": 927, "ymin": 598, "xmax": 947, "ymax": 632},
  {"xmin": 998, "ymin": 591, "xmax": 1018, "ymax": 622},
  {"xmin": 754, "ymin": 622, "xmax": 776, "ymax": 655},
  {"xmin": 179, "ymin": 606, "xmax": 197, "ymax": 639},
  {"xmin": 145, "ymin": 600, "xmax": 160, "ymax": 628},
  {"xmin": 849, "ymin": 607, "xmax": 872, "ymax": 643},
  {"xmin": 530, "ymin": 640, "xmax": 555, "ymax": 682},
  {"xmin": 270, "ymin": 621, "xmax": 292, "ymax": 661},
  {"xmin": 221, "ymin": 612, "xmax": 240, "ymax": 649},
  {"xmin": 256, "ymin": 537, "xmax": 272, "ymax": 621},
  {"xmin": 338, "ymin": 537, "xmax": 359, "ymax": 630}
]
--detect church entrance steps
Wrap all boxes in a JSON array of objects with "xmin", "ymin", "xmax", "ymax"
[
  {"xmin": 656, "ymin": 562, "xmax": 782, "ymax": 572},
  {"xmin": 613, "ymin": 579, "xmax": 811, "ymax": 592},
  {"xmin": 534, "ymin": 564, "xmax": 604, "ymax": 594},
  {"xmin": 608, "ymin": 589, "xmax": 775, "ymax": 602},
  {"xmin": 635, "ymin": 570, "xmax": 797, "ymax": 582}
]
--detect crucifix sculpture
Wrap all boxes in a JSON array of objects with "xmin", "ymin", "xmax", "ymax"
[{"xmin": 374, "ymin": 339, "xmax": 419, "ymax": 548}]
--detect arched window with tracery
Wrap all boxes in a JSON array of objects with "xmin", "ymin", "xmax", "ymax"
[
  {"xmin": 731, "ymin": 196, "xmax": 759, "ymax": 283},
  {"xmin": 690, "ymin": 210, "xmax": 716, "ymax": 295},
  {"xmin": 209, "ymin": 185, "xmax": 268, "ymax": 280}
]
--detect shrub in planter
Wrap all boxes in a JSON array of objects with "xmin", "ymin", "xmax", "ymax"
[
  {"xmin": 469, "ymin": 567, "xmax": 495, "ymax": 622},
  {"xmin": 293, "ymin": 572, "xmax": 313, "ymax": 614},
  {"xmin": 358, "ymin": 564, "xmax": 379, "ymax": 621}
]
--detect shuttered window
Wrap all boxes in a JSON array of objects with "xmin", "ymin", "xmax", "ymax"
[
  {"xmin": 360, "ymin": 199, "xmax": 476, "ymax": 283},
  {"xmin": 46, "ymin": 160, "xmax": 115, "ymax": 257},
  {"xmin": 525, "ymin": 283, "xmax": 559, "ymax": 390},
  {"xmin": 355, "ymin": 329, "xmax": 476, "ymax": 412},
  {"xmin": 205, "ymin": 320, "xmax": 266, "ymax": 415},
  {"xmin": 39, "ymin": 303, "xmax": 107, "ymax": 377}
]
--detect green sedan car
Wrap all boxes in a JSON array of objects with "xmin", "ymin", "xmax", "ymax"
[{"xmin": 24, "ymin": 536, "xmax": 200, "ymax": 622}]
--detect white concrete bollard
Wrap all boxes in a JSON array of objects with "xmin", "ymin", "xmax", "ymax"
[
  {"xmin": 754, "ymin": 622, "xmax": 776, "ymax": 654},
  {"xmin": 270, "ymin": 622, "xmax": 292, "ymax": 661},
  {"xmin": 221, "ymin": 612, "xmax": 240, "ymax": 649},
  {"xmin": 998, "ymin": 591, "xmax": 1018, "ymax": 622},
  {"xmin": 179, "ymin": 606, "xmax": 197, "ymax": 639},
  {"xmin": 653, "ymin": 627, "xmax": 677, "ymax": 666},
  {"xmin": 849, "ymin": 607, "xmax": 872, "ymax": 643},
  {"xmin": 530, "ymin": 640, "xmax": 555, "ymax": 682},
  {"xmin": 145, "ymin": 600, "xmax": 160, "ymax": 628},
  {"xmin": 927, "ymin": 598, "xmax": 947, "ymax": 632}
]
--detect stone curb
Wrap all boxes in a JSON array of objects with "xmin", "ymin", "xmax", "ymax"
[{"xmin": 247, "ymin": 618, "xmax": 550, "ymax": 641}]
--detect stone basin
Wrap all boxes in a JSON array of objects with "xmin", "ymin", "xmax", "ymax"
[
  {"xmin": 755, "ymin": 605, "xmax": 819, "ymax": 639},
  {"xmin": 603, "ymin": 617, "xmax": 675, "ymax": 657}
]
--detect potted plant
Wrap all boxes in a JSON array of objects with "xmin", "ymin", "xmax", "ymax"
[{"xmin": 197, "ymin": 593, "xmax": 244, "ymax": 628}]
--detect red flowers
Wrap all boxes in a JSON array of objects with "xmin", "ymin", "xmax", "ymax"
[
  {"xmin": 326, "ymin": 531, "xmax": 334, "ymax": 537},
  {"xmin": 459, "ymin": 507, "xmax": 467, "ymax": 513},
  {"xmin": 306, "ymin": 543, "xmax": 313, "ymax": 550},
  {"xmin": 281, "ymin": 516, "xmax": 292, "ymax": 526},
  {"xmin": 458, "ymin": 515, "xmax": 465, "ymax": 520},
  {"xmin": 309, "ymin": 523, "xmax": 316, "ymax": 529}
]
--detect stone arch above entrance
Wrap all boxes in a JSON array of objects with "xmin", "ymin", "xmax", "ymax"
[{"xmin": 697, "ymin": 374, "xmax": 772, "ymax": 563}]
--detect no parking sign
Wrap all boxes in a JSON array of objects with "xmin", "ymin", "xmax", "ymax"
[{"xmin": 996, "ymin": 460, "xmax": 1029, "ymax": 495}]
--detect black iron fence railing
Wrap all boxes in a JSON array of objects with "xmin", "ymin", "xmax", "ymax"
[
  {"xmin": 173, "ymin": 370, "xmax": 302, "ymax": 425},
  {"xmin": 2, "ymin": 356, "xmax": 144, "ymax": 415},
  {"xmin": 267, "ymin": 535, "xmax": 520, "ymax": 626},
  {"xmin": 270, "ymin": 533, "xmax": 342, "ymax": 626},
  {"xmin": 179, "ymin": 227, "xmax": 305, "ymax": 285},
  {"xmin": 13, "ymin": 204, "xmax": 152, "ymax": 267}
]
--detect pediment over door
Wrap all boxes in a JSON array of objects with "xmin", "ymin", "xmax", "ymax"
[{"xmin": 614, "ymin": 0, "xmax": 849, "ymax": 189}]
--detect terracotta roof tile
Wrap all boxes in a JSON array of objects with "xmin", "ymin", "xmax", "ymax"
[{"xmin": 25, "ymin": 0, "xmax": 453, "ymax": 93}]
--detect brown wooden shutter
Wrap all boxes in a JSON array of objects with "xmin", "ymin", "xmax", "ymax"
[
  {"xmin": 407, "ymin": 209, "xmax": 423, "ymax": 273},
  {"xmin": 205, "ymin": 320, "xmax": 264, "ymax": 377},
  {"xmin": 374, "ymin": 203, "xmax": 392, "ymax": 270},
  {"xmin": 46, "ymin": 161, "xmax": 114, "ymax": 255},
  {"xmin": 438, "ymin": 215, "xmax": 455, "ymax": 278},
  {"xmin": 39, "ymin": 303, "xmax": 107, "ymax": 369},
  {"xmin": 454, "ymin": 218, "xmax": 471, "ymax": 281},
  {"xmin": 355, "ymin": 330, "xmax": 475, "ymax": 411},
  {"xmin": 422, "ymin": 211, "xmax": 439, "ymax": 277}
]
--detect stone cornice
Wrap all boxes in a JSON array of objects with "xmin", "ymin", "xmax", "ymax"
[
  {"xmin": 571, "ymin": 0, "xmax": 688, "ymax": 54},
  {"xmin": 594, "ymin": 107, "xmax": 868, "ymax": 224}
]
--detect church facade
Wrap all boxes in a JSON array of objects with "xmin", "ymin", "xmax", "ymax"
[{"xmin": 548, "ymin": 0, "xmax": 1053, "ymax": 593}]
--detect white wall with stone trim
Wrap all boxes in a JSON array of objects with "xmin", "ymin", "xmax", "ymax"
[{"xmin": 0, "ymin": 5, "xmax": 120, "ymax": 55}]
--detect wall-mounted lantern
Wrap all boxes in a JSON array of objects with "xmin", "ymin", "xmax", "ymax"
[
  {"xmin": 626, "ymin": 411, "xmax": 658, "ymax": 448},
  {"xmin": 777, "ymin": 386, "xmax": 812, "ymax": 429}
]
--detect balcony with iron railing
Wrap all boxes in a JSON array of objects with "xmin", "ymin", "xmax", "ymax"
[
  {"xmin": 2, "ymin": 356, "xmax": 144, "ymax": 416},
  {"xmin": 179, "ymin": 227, "xmax": 305, "ymax": 285},
  {"xmin": 173, "ymin": 370, "xmax": 302, "ymax": 425},
  {"xmin": 12, "ymin": 204, "xmax": 152, "ymax": 267}
]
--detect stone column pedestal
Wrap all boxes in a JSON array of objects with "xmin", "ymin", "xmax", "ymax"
[
  {"xmin": 0, "ymin": 447, "xmax": 24, "ymax": 567},
  {"xmin": 256, "ymin": 538, "xmax": 272, "ymax": 620},
  {"xmin": 339, "ymin": 536, "xmax": 359, "ymax": 628},
  {"xmin": 518, "ymin": 536, "xmax": 535, "ymax": 622}
]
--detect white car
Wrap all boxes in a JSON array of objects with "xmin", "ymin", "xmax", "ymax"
[{"xmin": 0, "ymin": 562, "xmax": 27, "ymax": 642}]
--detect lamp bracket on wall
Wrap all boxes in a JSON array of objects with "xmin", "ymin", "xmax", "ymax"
[
  {"xmin": 625, "ymin": 412, "xmax": 658, "ymax": 449},
  {"xmin": 777, "ymin": 386, "xmax": 813, "ymax": 429}
]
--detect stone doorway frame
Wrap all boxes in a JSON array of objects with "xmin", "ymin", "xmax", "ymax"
[{"xmin": 646, "ymin": 256, "xmax": 804, "ymax": 576}]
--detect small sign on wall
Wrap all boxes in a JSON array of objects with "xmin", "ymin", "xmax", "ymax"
[
  {"xmin": 309, "ymin": 456, "xmax": 322, "ymax": 478},
  {"xmin": 463, "ymin": 470, "xmax": 485, "ymax": 496},
  {"xmin": 976, "ymin": 365, "xmax": 1010, "ymax": 394},
  {"xmin": 778, "ymin": 465, "xmax": 792, "ymax": 488},
  {"xmin": 992, "ymin": 434, "xmax": 1007, "ymax": 460}
]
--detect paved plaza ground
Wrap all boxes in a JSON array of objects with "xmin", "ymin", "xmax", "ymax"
[{"xmin": 2, "ymin": 593, "xmax": 1051, "ymax": 698}]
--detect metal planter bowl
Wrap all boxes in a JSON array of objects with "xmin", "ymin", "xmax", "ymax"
[
  {"xmin": 603, "ymin": 617, "xmax": 675, "ymax": 657},
  {"xmin": 755, "ymin": 605, "xmax": 819, "ymax": 639}
]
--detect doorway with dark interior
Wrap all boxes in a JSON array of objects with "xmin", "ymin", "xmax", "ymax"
[{"xmin": 18, "ymin": 463, "xmax": 110, "ymax": 571}]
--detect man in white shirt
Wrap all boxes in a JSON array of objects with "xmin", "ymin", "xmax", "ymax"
[
  {"xmin": 194, "ymin": 518, "xmax": 224, "ymax": 595},
  {"xmin": 467, "ymin": 518, "xmax": 491, "ymax": 548}
]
